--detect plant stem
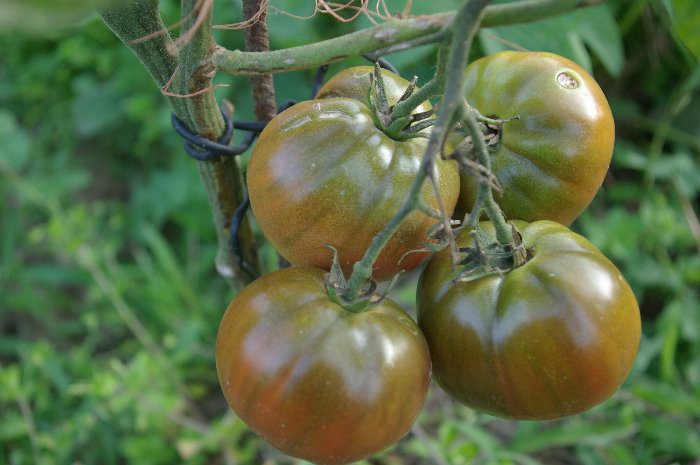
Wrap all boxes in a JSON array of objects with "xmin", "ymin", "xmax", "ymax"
[
  {"xmin": 460, "ymin": 112, "xmax": 511, "ymax": 245},
  {"xmin": 392, "ymin": 44, "xmax": 449, "ymax": 120},
  {"xmin": 465, "ymin": 187, "xmax": 485, "ymax": 228},
  {"xmin": 176, "ymin": 0, "xmax": 258, "ymax": 286},
  {"xmin": 100, "ymin": 0, "xmax": 187, "ymax": 117},
  {"xmin": 343, "ymin": 0, "xmax": 491, "ymax": 303},
  {"xmin": 212, "ymin": 0, "xmax": 605, "ymax": 75},
  {"xmin": 213, "ymin": 14, "xmax": 449, "ymax": 75},
  {"xmin": 101, "ymin": 0, "xmax": 606, "ymax": 290},
  {"xmin": 238, "ymin": 0, "xmax": 276, "ymax": 278},
  {"xmin": 243, "ymin": 0, "xmax": 277, "ymax": 119},
  {"xmin": 103, "ymin": 1, "xmax": 258, "ymax": 287}
]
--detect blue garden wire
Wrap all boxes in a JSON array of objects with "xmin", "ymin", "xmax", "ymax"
[
  {"xmin": 364, "ymin": 55, "xmax": 399, "ymax": 74},
  {"xmin": 171, "ymin": 110, "xmax": 259, "ymax": 161},
  {"xmin": 171, "ymin": 57, "xmax": 396, "ymax": 161}
]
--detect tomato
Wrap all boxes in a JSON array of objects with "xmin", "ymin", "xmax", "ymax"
[
  {"xmin": 455, "ymin": 51, "xmax": 615, "ymax": 225},
  {"xmin": 416, "ymin": 220, "xmax": 640, "ymax": 420},
  {"xmin": 216, "ymin": 267, "xmax": 431, "ymax": 465},
  {"xmin": 247, "ymin": 68, "xmax": 459, "ymax": 281}
]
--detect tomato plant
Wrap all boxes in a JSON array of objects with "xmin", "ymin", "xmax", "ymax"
[
  {"xmin": 454, "ymin": 51, "xmax": 615, "ymax": 225},
  {"xmin": 247, "ymin": 67, "xmax": 460, "ymax": 281},
  {"xmin": 417, "ymin": 220, "xmax": 641, "ymax": 420},
  {"xmin": 216, "ymin": 266, "xmax": 431, "ymax": 465}
]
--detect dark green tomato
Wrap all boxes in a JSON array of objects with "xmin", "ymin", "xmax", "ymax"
[
  {"xmin": 315, "ymin": 65, "xmax": 432, "ymax": 115},
  {"xmin": 247, "ymin": 97, "xmax": 459, "ymax": 281},
  {"xmin": 417, "ymin": 221, "xmax": 640, "ymax": 420},
  {"xmin": 216, "ymin": 267, "xmax": 431, "ymax": 465},
  {"xmin": 455, "ymin": 51, "xmax": 615, "ymax": 225}
]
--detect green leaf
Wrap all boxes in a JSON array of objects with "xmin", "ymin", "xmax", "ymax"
[
  {"xmin": 509, "ymin": 420, "xmax": 638, "ymax": 454},
  {"xmin": 479, "ymin": 3, "xmax": 624, "ymax": 77},
  {"xmin": 670, "ymin": 0, "xmax": 700, "ymax": 58},
  {"xmin": 0, "ymin": 364, "xmax": 22, "ymax": 402},
  {"xmin": 0, "ymin": 412, "xmax": 29, "ymax": 441},
  {"xmin": 659, "ymin": 300, "xmax": 682, "ymax": 383},
  {"xmin": 640, "ymin": 415, "xmax": 700, "ymax": 457},
  {"xmin": 0, "ymin": 111, "xmax": 31, "ymax": 171},
  {"xmin": 71, "ymin": 75, "xmax": 125, "ymax": 137},
  {"xmin": 633, "ymin": 379, "xmax": 700, "ymax": 414},
  {"xmin": 644, "ymin": 151, "xmax": 700, "ymax": 197}
]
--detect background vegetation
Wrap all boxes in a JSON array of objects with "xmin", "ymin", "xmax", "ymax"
[{"xmin": 1, "ymin": 0, "xmax": 699, "ymax": 464}]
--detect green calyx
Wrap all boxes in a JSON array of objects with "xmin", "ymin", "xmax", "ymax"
[
  {"xmin": 324, "ymin": 245, "xmax": 377, "ymax": 313},
  {"xmin": 455, "ymin": 223, "xmax": 533, "ymax": 282},
  {"xmin": 368, "ymin": 63, "xmax": 435, "ymax": 141}
]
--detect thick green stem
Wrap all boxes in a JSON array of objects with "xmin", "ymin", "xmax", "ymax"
[
  {"xmin": 175, "ymin": 0, "xmax": 221, "ymax": 133},
  {"xmin": 343, "ymin": 0, "xmax": 490, "ymax": 302},
  {"xmin": 438, "ymin": 2, "xmax": 488, "ymax": 128},
  {"xmin": 100, "ymin": 0, "xmax": 187, "ymax": 117},
  {"xmin": 176, "ymin": 0, "xmax": 257, "ymax": 286},
  {"xmin": 102, "ymin": 0, "xmax": 258, "ymax": 287},
  {"xmin": 212, "ymin": 14, "xmax": 448, "ymax": 75},
  {"xmin": 212, "ymin": 0, "xmax": 604, "ymax": 75}
]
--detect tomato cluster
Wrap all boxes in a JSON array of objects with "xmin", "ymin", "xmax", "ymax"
[{"xmin": 215, "ymin": 52, "xmax": 641, "ymax": 464}]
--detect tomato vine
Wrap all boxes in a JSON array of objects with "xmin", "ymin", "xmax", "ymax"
[
  {"xmin": 101, "ymin": 0, "xmax": 607, "ymax": 286},
  {"xmin": 98, "ymin": 0, "xmax": 642, "ymax": 462}
]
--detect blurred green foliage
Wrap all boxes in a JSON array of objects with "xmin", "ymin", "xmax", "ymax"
[
  {"xmin": 1, "ymin": 0, "xmax": 699, "ymax": 464},
  {"xmin": 0, "ymin": 0, "xmax": 118, "ymax": 34}
]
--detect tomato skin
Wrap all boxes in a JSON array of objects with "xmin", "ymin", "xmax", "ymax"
[
  {"xmin": 247, "ymin": 94, "xmax": 459, "ymax": 281},
  {"xmin": 417, "ymin": 220, "xmax": 640, "ymax": 420},
  {"xmin": 455, "ymin": 51, "xmax": 615, "ymax": 225},
  {"xmin": 216, "ymin": 267, "xmax": 431, "ymax": 465}
]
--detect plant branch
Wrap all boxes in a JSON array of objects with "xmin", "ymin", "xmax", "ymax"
[
  {"xmin": 243, "ymin": 0, "xmax": 277, "ymax": 119},
  {"xmin": 212, "ymin": 0, "xmax": 605, "ymax": 75},
  {"xmin": 342, "ymin": 0, "xmax": 491, "ymax": 302},
  {"xmin": 100, "ymin": 0, "xmax": 188, "ymax": 117},
  {"xmin": 392, "ymin": 44, "xmax": 449, "ymax": 119},
  {"xmin": 175, "ymin": 0, "xmax": 258, "ymax": 286},
  {"xmin": 459, "ymin": 111, "xmax": 511, "ymax": 245},
  {"xmin": 103, "ymin": 1, "xmax": 258, "ymax": 287},
  {"xmin": 236, "ymin": 0, "xmax": 276, "ymax": 279},
  {"xmin": 174, "ymin": 0, "xmax": 221, "ymax": 136}
]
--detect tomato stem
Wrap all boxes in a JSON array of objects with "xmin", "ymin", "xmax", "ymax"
[
  {"xmin": 465, "ymin": 188, "xmax": 485, "ymax": 228},
  {"xmin": 459, "ymin": 109, "xmax": 512, "ymax": 246},
  {"xmin": 391, "ymin": 45, "xmax": 449, "ymax": 122},
  {"xmin": 212, "ymin": 1, "xmax": 605, "ymax": 75},
  {"xmin": 342, "ymin": 0, "xmax": 491, "ymax": 303}
]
